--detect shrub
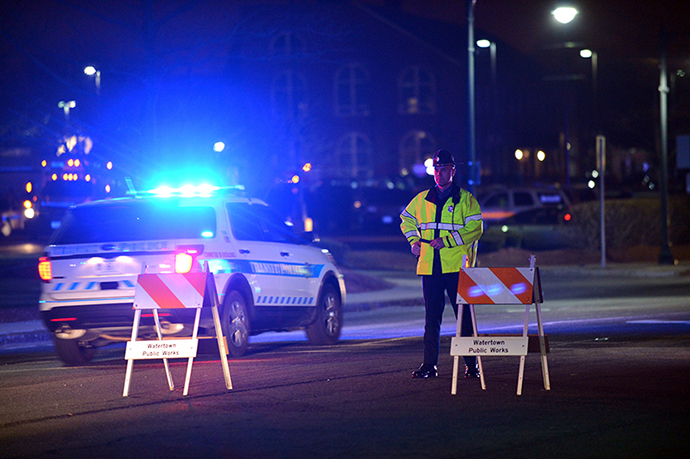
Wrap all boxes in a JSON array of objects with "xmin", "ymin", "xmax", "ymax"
[{"xmin": 570, "ymin": 194, "xmax": 690, "ymax": 249}]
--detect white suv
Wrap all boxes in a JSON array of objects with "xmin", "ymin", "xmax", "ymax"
[{"xmin": 38, "ymin": 187, "xmax": 346, "ymax": 365}]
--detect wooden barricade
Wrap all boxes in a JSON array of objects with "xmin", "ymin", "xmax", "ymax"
[
  {"xmin": 451, "ymin": 255, "xmax": 550, "ymax": 395},
  {"xmin": 123, "ymin": 262, "xmax": 232, "ymax": 397}
]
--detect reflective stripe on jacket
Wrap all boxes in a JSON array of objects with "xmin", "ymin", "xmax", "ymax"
[{"xmin": 400, "ymin": 185, "xmax": 483, "ymax": 275}]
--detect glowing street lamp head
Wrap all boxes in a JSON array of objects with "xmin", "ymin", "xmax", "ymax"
[
  {"xmin": 84, "ymin": 66, "xmax": 97, "ymax": 76},
  {"xmin": 552, "ymin": 7, "xmax": 578, "ymax": 24}
]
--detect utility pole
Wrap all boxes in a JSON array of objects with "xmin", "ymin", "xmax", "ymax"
[
  {"xmin": 467, "ymin": 0, "xmax": 477, "ymax": 193},
  {"xmin": 658, "ymin": 29, "xmax": 677, "ymax": 265}
]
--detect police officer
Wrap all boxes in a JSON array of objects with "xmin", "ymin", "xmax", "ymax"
[{"xmin": 400, "ymin": 149, "xmax": 483, "ymax": 379}]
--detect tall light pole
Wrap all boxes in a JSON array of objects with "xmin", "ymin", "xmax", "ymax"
[
  {"xmin": 476, "ymin": 39, "xmax": 497, "ymax": 89},
  {"xmin": 477, "ymin": 38, "xmax": 500, "ymax": 177},
  {"xmin": 551, "ymin": 7, "xmax": 579, "ymax": 188},
  {"xmin": 580, "ymin": 49, "xmax": 598, "ymax": 113},
  {"xmin": 84, "ymin": 65, "xmax": 101, "ymax": 95},
  {"xmin": 658, "ymin": 31, "xmax": 676, "ymax": 265},
  {"xmin": 467, "ymin": 0, "xmax": 477, "ymax": 192}
]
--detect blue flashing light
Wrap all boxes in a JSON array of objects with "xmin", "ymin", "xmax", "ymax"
[
  {"xmin": 148, "ymin": 184, "xmax": 220, "ymax": 198},
  {"xmin": 152, "ymin": 185, "xmax": 174, "ymax": 197},
  {"xmin": 201, "ymin": 231, "xmax": 214, "ymax": 238},
  {"xmin": 179, "ymin": 184, "xmax": 196, "ymax": 197}
]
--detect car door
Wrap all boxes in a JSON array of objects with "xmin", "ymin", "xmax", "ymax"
[{"xmin": 225, "ymin": 201, "xmax": 314, "ymax": 306}]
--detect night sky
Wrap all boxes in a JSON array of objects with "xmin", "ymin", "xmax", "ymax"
[{"xmin": 1, "ymin": 1, "xmax": 689, "ymax": 191}]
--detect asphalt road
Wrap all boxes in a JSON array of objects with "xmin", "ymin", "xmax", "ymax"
[
  {"xmin": 1, "ymin": 266, "xmax": 689, "ymax": 459},
  {"xmin": 1, "ymin": 332, "xmax": 689, "ymax": 459}
]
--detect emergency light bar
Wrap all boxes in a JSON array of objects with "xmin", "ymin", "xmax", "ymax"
[{"xmin": 126, "ymin": 184, "xmax": 245, "ymax": 198}]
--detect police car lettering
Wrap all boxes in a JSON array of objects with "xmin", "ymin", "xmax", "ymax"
[
  {"xmin": 248, "ymin": 261, "xmax": 323, "ymax": 278},
  {"xmin": 205, "ymin": 251, "xmax": 236, "ymax": 258}
]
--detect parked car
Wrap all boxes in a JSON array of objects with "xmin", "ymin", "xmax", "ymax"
[
  {"xmin": 480, "ymin": 207, "xmax": 576, "ymax": 252},
  {"xmin": 478, "ymin": 187, "xmax": 571, "ymax": 222},
  {"xmin": 38, "ymin": 186, "xmax": 346, "ymax": 365}
]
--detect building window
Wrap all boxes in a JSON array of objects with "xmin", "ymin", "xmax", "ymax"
[
  {"xmin": 399, "ymin": 130, "xmax": 437, "ymax": 175},
  {"xmin": 398, "ymin": 67, "xmax": 436, "ymax": 114},
  {"xmin": 335, "ymin": 64, "xmax": 370, "ymax": 117},
  {"xmin": 270, "ymin": 32, "xmax": 305, "ymax": 56},
  {"xmin": 329, "ymin": 132, "xmax": 373, "ymax": 180},
  {"xmin": 272, "ymin": 70, "xmax": 307, "ymax": 119}
]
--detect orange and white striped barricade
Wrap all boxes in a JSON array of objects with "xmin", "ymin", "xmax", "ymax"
[
  {"xmin": 451, "ymin": 255, "xmax": 550, "ymax": 396},
  {"xmin": 123, "ymin": 262, "xmax": 232, "ymax": 397}
]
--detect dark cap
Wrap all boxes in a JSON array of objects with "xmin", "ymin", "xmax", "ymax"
[{"xmin": 433, "ymin": 149, "xmax": 455, "ymax": 167}]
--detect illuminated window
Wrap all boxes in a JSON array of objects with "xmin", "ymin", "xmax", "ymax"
[
  {"xmin": 272, "ymin": 70, "xmax": 307, "ymax": 119},
  {"xmin": 398, "ymin": 67, "xmax": 436, "ymax": 114},
  {"xmin": 335, "ymin": 64, "xmax": 370, "ymax": 117},
  {"xmin": 399, "ymin": 130, "xmax": 437, "ymax": 174}
]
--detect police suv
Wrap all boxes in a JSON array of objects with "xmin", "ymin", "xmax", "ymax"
[{"xmin": 38, "ymin": 186, "xmax": 346, "ymax": 365}]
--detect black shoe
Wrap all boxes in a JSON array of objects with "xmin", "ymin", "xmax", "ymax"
[
  {"xmin": 412, "ymin": 364, "xmax": 438, "ymax": 379},
  {"xmin": 464, "ymin": 364, "xmax": 480, "ymax": 379}
]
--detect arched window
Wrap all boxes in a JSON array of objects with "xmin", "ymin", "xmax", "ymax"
[
  {"xmin": 270, "ymin": 32, "xmax": 305, "ymax": 56},
  {"xmin": 329, "ymin": 132, "xmax": 373, "ymax": 180},
  {"xmin": 398, "ymin": 67, "xmax": 436, "ymax": 114},
  {"xmin": 335, "ymin": 64, "xmax": 370, "ymax": 117},
  {"xmin": 272, "ymin": 70, "xmax": 307, "ymax": 119},
  {"xmin": 399, "ymin": 130, "xmax": 437, "ymax": 175}
]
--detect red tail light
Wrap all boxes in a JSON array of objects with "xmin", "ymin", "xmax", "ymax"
[
  {"xmin": 175, "ymin": 245, "xmax": 204, "ymax": 273},
  {"xmin": 38, "ymin": 256, "xmax": 52, "ymax": 281},
  {"xmin": 175, "ymin": 252, "xmax": 194, "ymax": 273}
]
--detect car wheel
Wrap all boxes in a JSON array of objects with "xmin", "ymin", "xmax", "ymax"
[
  {"xmin": 306, "ymin": 283, "xmax": 342, "ymax": 345},
  {"xmin": 221, "ymin": 290, "xmax": 250, "ymax": 357},
  {"xmin": 53, "ymin": 336, "xmax": 97, "ymax": 366}
]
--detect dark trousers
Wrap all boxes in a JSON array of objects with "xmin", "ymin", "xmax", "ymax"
[{"xmin": 422, "ymin": 272, "xmax": 477, "ymax": 368}]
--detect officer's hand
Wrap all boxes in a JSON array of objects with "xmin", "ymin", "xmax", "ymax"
[
  {"xmin": 411, "ymin": 241, "xmax": 421, "ymax": 256},
  {"xmin": 430, "ymin": 237, "xmax": 446, "ymax": 249}
]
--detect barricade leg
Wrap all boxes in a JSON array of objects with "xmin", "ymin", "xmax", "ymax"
[
  {"xmin": 517, "ymin": 302, "xmax": 530, "ymax": 396},
  {"xmin": 123, "ymin": 309, "xmax": 141, "ymax": 397},
  {"xmin": 469, "ymin": 304, "xmax": 486, "ymax": 390},
  {"xmin": 153, "ymin": 309, "xmax": 175, "ymax": 391},
  {"xmin": 451, "ymin": 305, "xmax": 463, "ymax": 395},
  {"xmin": 536, "ymin": 302, "xmax": 551, "ymax": 390},
  {"xmin": 212, "ymin": 305, "xmax": 233, "ymax": 390},
  {"xmin": 182, "ymin": 308, "xmax": 202, "ymax": 396}
]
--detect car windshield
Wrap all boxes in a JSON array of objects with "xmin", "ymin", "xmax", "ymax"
[{"xmin": 50, "ymin": 200, "xmax": 217, "ymax": 244}]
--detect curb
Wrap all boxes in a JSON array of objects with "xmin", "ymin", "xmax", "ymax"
[{"xmin": 0, "ymin": 328, "xmax": 52, "ymax": 348}]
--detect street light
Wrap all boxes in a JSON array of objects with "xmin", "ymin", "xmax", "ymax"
[
  {"xmin": 580, "ymin": 49, "xmax": 598, "ymax": 102},
  {"xmin": 84, "ymin": 65, "xmax": 101, "ymax": 95},
  {"xmin": 476, "ymin": 39, "xmax": 497, "ymax": 89},
  {"xmin": 58, "ymin": 100, "xmax": 76, "ymax": 119},
  {"xmin": 549, "ymin": 6, "xmax": 580, "ymax": 187},
  {"xmin": 552, "ymin": 7, "xmax": 578, "ymax": 24}
]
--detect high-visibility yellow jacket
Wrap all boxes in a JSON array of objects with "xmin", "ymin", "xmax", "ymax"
[{"xmin": 400, "ymin": 185, "xmax": 483, "ymax": 275}]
